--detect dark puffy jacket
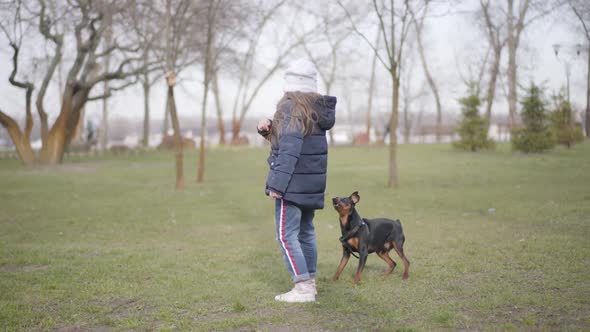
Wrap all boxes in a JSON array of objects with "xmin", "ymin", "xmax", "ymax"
[{"xmin": 264, "ymin": 95, "xmax": 337, "ymax": 209}]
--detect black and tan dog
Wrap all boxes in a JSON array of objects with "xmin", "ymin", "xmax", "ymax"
[{"xmin": 331, "ymin": 192, "xmax": 410, "ymax": 283}]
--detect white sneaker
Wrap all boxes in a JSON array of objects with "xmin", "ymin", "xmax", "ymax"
[
  {"xmin": 275, "ymin": 279, "xmax": 316, "ymax": 303},
  {"xmin": 311, "ymin": 278, "xmax": 317, "ymax": 295}
]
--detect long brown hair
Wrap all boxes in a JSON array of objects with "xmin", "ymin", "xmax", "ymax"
[{"xmin": 272, "ymin": 91, "xmax": 320, "ymax": 137}]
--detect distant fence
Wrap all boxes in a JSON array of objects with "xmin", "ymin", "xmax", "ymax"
[
  {"xmin": 0, "ymin": 151, "xmax": 19, "ymax": 160},
  {"xmin": 0, "ymin": 148, "xmax": 149, "ymax": 161}
]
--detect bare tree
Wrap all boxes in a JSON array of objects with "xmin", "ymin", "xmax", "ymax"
[
  {"xmin": 292, "ymin": 1, "xmax": 356, "ymax": 145},
  {"xmin": 161, "ymin": 0, "xmax": 207, "ymax": 149},
  {"xmin": 129, "ymin": 0, "xmax": 165, "ymax": 148},
  {"xmin": 194, "ymin": 0, "xmax": 248, "ymax": 179},
  {"xmin": 366, "ymin": 31, "xmax": 380, "ymax": 138},
  {"xmin": 455, "ymin": 43, "xmax": 491, "ymax": 99},
  {"xmin": 474, "ymin": 0, "xmax": 559, "ymax": 129},
  {"xmin": 228, "ymin": 1, "xmax": 319, "ymax": 144},
  {"xmin": 340, "ymin": 0, "xmax": 422, "ymax": 188},
  {"xmin": 400, "ymin": 47, "xmax": 428, "ymax": 144},
  {"xmin": 100, "ymin": 14, "xmax": 113, "ymax": 151},
  {"xmin": 506, "ymin": 0, "xmax": 560, "ymax": 128},
  {"xmin": 36, "ymin": 0, "xmax": 63, "ymax": 144},
  {"xmin": 479, "ymin": 0, "xmax": 508, "ymax": 126},
  {"xmin": 162, "ymin": 0, "xmax": 220, "ymax": 188},
  {"xmin": 0, "ymin": 1, "xmax": 35, "ymax": 164},
  {"xmin": 196, "ymin": 0, "xmax": 218, "ymax": 183},
  {"xmin": 0, "ymin": 0, "xmax": 159, "ymax": 165},
  {"xmin": 506, "ymin": 0, "xmax": 530, "ymax": 128},
  {"xmin": 164, "ymin": 0, "xmax": 184, "ymax": 191},
  {"xmin": 569, "ymin": 0, "xmax": 590, "ymax": 137},
  {"xmin": 410, "ymin": 1, "xmax": 443, "ymax": 142},
  {"xmin": 211, "ymin": 69, "xmax": 226, "ymax": 145}
]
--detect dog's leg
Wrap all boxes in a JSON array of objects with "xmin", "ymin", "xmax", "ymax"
[
  {"xmin": 377, "ymin": 251, "xmax": 397, "ymax": 275},
  {"xmin": 353, "ymin": 247, "xmax": 369, "ymax": 284},
  {"xmin": 393, "ymin": 244, "xmax": 410, "ymax": 280},
  {"xmin": 332, "ymin": 248, "xmax": 351, "ymax": 282}
]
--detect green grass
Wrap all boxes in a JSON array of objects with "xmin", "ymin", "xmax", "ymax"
[{"xmin": 1, "ymin": 142, "xmax": 589, "ymax": 331}]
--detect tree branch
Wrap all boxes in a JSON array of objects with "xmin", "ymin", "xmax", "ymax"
[
  {"xmin": 570, "ymin": 0, "xmax": 590, "ymax": 41},
  {"xmin": 87, "ymin": 56, "xmax": 160, "ymax": 89},
  {"xmin": 37, "ymin": 0, "xmax": 64, "ymax": 140},
  {"xmin": 337, "ymin": 0, "xmax": 391, "ymax": 71},
  {"xmin": 95, "ymin": 41, "xmax": 141, "ymax": 58},
  {"xmin": 373, "ymin": 0, "xmax": 394, "ymax": 65},
  {"xmin": 8, "ymin": 43, "xmax": 34, "ymax": 91},
  {"xmin": 67, "ymin": 0, "xmax": 92, "ymax": 83},
  {"xmin": 480, "ymin": 0, "xmax": 503, "ymax": 49},
  {"xmin": 396, "ymin": 0, "xmax": 414, "ymax": 76},
  {"xmin": 0, "ymin": 109, "xmax": 20, "ymax": 131}
]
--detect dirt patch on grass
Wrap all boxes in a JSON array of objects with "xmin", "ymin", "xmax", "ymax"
[
  {"xmin": 461, "ymin": 304, "xmax": 590, "ymax": 330},
  {"xmin": 194, "ymin": 304, "xmax": 333, "ymax": 331},
  {"xmin": 0, "ymin": 264, "xmax": 50, "ymax": 272},
  {"xmin": 53, "ymin": 325, "xmax": 112, "ymax": 332},
  {"xmin": 105, "ymin": 297, "xmax": 142, "ymax": 320}
]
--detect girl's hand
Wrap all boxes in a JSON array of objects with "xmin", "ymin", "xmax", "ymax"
[
  {"xmin": 257, "ymin": 119, "xmax": 271, "ymax": 132},
  {"xmin": 269, "ymin": 191, "xmax": 282, "ymax": 199}
]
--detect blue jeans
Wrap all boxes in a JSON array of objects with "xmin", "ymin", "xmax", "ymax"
[{"xmin": 275, "ymin": 199, "xmax": 317, "ymax": 283}]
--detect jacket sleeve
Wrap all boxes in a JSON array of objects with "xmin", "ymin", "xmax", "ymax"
[{"xmin": 266, "ymin": 102, "xmax": 303, "ymax": 196}]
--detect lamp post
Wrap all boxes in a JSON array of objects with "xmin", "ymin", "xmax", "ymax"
[{"xmin": 552, "ymin": 43, "xmax": 581, "ymax": 103}]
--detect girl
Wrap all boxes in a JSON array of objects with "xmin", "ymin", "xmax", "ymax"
[{"xmin": 257, "ymin": 59, "xmax": 337, "ymax": 302}]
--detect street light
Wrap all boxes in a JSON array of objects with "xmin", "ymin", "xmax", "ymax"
[{"xmin": 552, "ymin": 43, "xmax": 581, "ymax": 103}]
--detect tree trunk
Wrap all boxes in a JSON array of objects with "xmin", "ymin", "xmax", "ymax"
[
  {"xmin": 403, "ymin": 95, "xmax": 411, "ymax": 144},
  {"xmin": 506, "ymin": 0, "xmax": 533, "ymax": 131},
  {"xmin": 231, "ymin": 120, "xmax": 241, "ymax": 144},
  {"xmin": 0, "ymin": 112, "xmax": 35, "ymax": 165},
  {"xmin": 100, "ymin": 26, "xmax": 113, "ymax": 151},
  {"xmin": 40, "ymin": 124, "xmax": 67, "ymax": 164},
  {"xmin": 586, "ymin": 46, "xmax": 590, "ymax": 137},
  {"xmin": 38, "ymin": 109, "xmax": 49, "ymax": 142},
  {"xmin": 388, "ymin": 71, "xmax": 399, "ymax": 188},
  {"xmin": 168, "ymin": 86, "xmax": 184, "ymax": 191},
  {"xmin": 142, "ymin": 80, "xmax": 150, "ymax": 148},
  {"xmin": 485, "ymin": 48, "xmax": 502, "ymax": 126},
  {"xmin": 39, "ymin": 87, "xmax": 87, "ymax": 164},
  {"xmin": 198, "ymin": 79, "xmax": 209, "ymax": 183},
  {"xmin": 230, "ymin": 89, "xmax": 242, "ymax": 144},
  {"xmin": 367, "ymin": 44, "xmax": 378, "ymax": 137},
  {"xmin": 163, "ymin": 93, "xmax": 170, "ymax": 136},
  {"xmin": 506, "ymin": 0, "xmax": 518, "ymax": 130},
  {"xmin": 100, "ymin": 87, "xmax": 109, "ymax": 150},
  {"xmin": 507, "ymin": 48, "xmax": 517, "ymax": 128},
  {"xmin": 37, "ymin": 107, "xmax": 49, "ymax": 145},
  {"xmin": 40, "ymin": 103, "xmax": 70, "ymax": 164},
  {"xmin": 198, "ymin": 0, "xmax": 217, "ymax": 182},
  {"xmin": 212, "ymin": 71, "xmax": 226, "ymax": 145},
  {"xmin": 72, "ymin": 106, "xmax": 85, "ymax": 143}
]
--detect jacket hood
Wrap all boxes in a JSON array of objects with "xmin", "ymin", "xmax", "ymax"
[{"xmin": 314, "ymin": 95, "xmax": 337, "ymax": 130}]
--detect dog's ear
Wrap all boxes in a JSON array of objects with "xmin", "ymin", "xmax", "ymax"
[{"xmin": 350, "ymin": 191, "xmax": 360, "ymax": 204}]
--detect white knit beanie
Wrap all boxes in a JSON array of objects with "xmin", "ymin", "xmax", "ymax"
[{"xmin": 283, "ymin": 58, "xmax": 318, "ymax": 93}]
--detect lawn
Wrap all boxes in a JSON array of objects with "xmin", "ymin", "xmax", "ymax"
[{"xmin": 1, "ymin": 142, "xmax": 589, "ymax": 331}]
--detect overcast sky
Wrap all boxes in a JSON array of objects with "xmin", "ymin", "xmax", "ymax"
[{"xmin": 0, "ymin": 1, "xmax": 586, "ymax": 130}]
